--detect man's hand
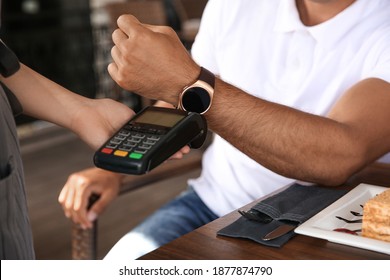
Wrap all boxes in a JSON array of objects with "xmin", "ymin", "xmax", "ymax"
[
  {"xmin": 108, "ymin": 14, "xmax": 200, "ymax": 107},
  {"xmin": 58, "ymin": 168, "xmax": 124, "ymax": 229}
]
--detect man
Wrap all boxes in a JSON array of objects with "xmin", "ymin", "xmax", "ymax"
[{"xmin": 59, "ymin": 0, "xmax": 390, "ymax": 259}]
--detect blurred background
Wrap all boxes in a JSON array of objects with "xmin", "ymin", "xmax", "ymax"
[{"xmin": 1, "ymin": 0, "xmax": 206, "ymax": 259}]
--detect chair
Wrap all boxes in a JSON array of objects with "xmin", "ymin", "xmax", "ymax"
[{"xmin": 172, "ymin": 0, "xmax": 208, "ymax": 48}]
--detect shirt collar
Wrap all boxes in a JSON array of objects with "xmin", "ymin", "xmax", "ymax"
[{"xmin": 274, "ymin": 0, "xmax": 373, "ymax": 50}]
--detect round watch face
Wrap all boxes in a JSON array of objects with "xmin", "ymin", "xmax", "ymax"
[{"xmin": 182, "ymin": 86, "xmax": 211, "ymax": 114}]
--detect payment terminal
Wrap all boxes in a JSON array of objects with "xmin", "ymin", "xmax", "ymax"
[{"xmin": 94, "ymin": 106, "xmax": 207, "ymax": 175}]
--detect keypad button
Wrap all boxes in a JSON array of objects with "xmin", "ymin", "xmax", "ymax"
[
  {"xmin": 106, "ymin": 143, "xmax": 118, "ymax": 149},
  {"xmin": 134, "ymin": 149, "xmax": 148, "ymax": 154},
  {"xmin": 114, "ymin": 150, "xmax": 128, "ymax": 157},
  {"xmin": 129, "ymin": 152, "xmax": 143, "ymax": 159},
  {"xmin": 127, "ymin": 141, "xmax": 141, "ymax": 146},
  {"xmin": 147, "ymin": 135, "xmax": 160, "ymax": 141},
  {"xmin": 133, "ymin": 133, "xmax": 145, "ymax": 139},
  {"xmin": 114, "ymin": 135, "xmax": 126, "ymax": 141},
  {"xmin": 138, "ymin": 144, "xmax": 152, "ymax": 150},
  {"xmin": 118, "ymin": 130, "xmax": 131, "ymax": 136},
  {"xmin": 118, "ymin": 146, "xmax": 132, "ymax": 152},
  {"xmin": 110, "ymin": 139, "xmax": 122, "ymax": 145},
  {"xmin": 128, "ymin": 138, "xmax": 141, "ymax": 143},
  {"xmin": 143, "ymin": 139, "xmax": 157, "ymax": 145},
  {"xmin": 101, "ymin": 148, "xmax": 113, "ymax": 154},
  {"xmin": 123, "ymin": 141, "xmax": 137, "ymax": 147},
  {"xmin": 131, "ymin": 125, "xmax": 142, "ymax": 132}
]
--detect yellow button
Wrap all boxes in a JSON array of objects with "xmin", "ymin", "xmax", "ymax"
[{"xmin": 114, "ymin": 150, "xmax": 128, "ymax": 157}]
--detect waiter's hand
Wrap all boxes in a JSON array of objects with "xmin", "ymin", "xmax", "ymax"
[
  {"xmin": 59, "ymin": 168, "xmax": 123, "ymax": 229},
  {"xmin": 71, "ymin": 97, "xmax": 134, "ymax": 150}
]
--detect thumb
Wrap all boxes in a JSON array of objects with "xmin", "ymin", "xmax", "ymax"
[
  {"xmin": 87, "ymin": 194, "xmax": 113, "ymax": 221},
  {"xmin": 87, "ymin": 210, "xmax": 98, "ymax": 223}
]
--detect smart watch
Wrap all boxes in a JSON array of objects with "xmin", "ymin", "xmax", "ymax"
[{"xmin": 178, "ymin": 67, "xmax": 215, "ymax": 114}]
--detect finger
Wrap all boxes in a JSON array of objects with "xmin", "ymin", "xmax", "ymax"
[
  {"xmin": 180, "ymin": 145, "xmax": 191, "ymax": 154},
  {"xmin": 117, "ymin": 14, "xmax": 146, "ymax": 39},
  {"xmin": 72, "ymin": 188, "xmax": 92, "ymax": 228},
  {"xmin": 170, "ymin": 151, "xmax": 184, "ymax": 159},
  {"xmin": 87, "ymin": 210, "xmax": 98, "ymax": 225},
  {"xmin": 89, "ymin": 194, "xmax": 110, "ymax": 217},
  {"xmin": 64, "ymin": 183, "xmax": 76, "ymax": 212},
  {"xmin": 110, "ymin": 45, "xmax": 123, "ymax": 68},
  {"xmin": 58, "ymin": 185, "xmax": 71, "ymax": 218},
  {"xmin": 70, "ymin": 175, "xmax": 98, "ymax": 228},
  {"xmin": 58, "ymin": 185, "xmax": 68, "ymax": 204},
  {"xmin": 112, "ymin": 28, "xmax": 128, "ymax": 46},
  {"xmin": 63, "ymin": 178, "xmax": 88, "ymax": 227},
  {"xmin": 107, "ymin": 62, "xmax": 118, "ymax": 80},
  {"xmin": 116, "ymin": 14, "xmax": 141, "ymax": 37},
  {"xmin": 143, "ymin": 24, "xmax": 176, "ymax": 37},
  {"xmin": 169, "ymin": 145, "xmax": 191, "ymax": 160},
  {"xmin": 64, "ymin": 188, "xmax": 86, "ymax": 227}
]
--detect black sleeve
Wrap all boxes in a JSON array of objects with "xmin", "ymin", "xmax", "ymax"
[
  {"xmin": 1, "ymin": 82, "xmax": 23, "ymax": 116},
  {"xmin": 0, "ymin": 40, "xmax": 23, "ymax": 116},
  {"xmin": 0, "ymin": 40, "xmax": 20, "ymax": 77}
]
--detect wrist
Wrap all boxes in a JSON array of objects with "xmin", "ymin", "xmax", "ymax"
[
  {"xmin": 166, "ymin": 64, "xmax": 201, "ymax": 106},
  {"xmin": 68, "ymin": 96, "xmax": 93, "ymax": 136},
  {"xmin": 177, "ymin": 67, "xmax": 215, "ymax": 114}
]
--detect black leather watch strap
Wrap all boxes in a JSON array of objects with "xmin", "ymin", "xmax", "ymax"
[{"xmin": 198, "ymin": 67, "xmax": 215, "ymax": 88}]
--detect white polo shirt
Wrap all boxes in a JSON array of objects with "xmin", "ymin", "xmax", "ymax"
[{"xmin": 189, "ymin": 0, "xmax": 390, "ymax": 217}]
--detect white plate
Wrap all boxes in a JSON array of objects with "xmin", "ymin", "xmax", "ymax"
[{"xmin": 295, "ymin": 183, "xmax": 390, "ymax": 255}]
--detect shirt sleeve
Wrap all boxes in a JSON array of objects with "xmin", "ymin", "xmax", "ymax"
[
  {"xmin": 190, "ymin": 0, "xmax": 220, "ymax": 75},
  {"xmin": 362, "ymin": 29, "xmax": 390, "ymax": 84}
]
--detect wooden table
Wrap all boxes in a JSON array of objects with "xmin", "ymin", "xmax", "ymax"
[{"xmin": 139, "ymin": 163, "xmax": 390, "ymax": 260}]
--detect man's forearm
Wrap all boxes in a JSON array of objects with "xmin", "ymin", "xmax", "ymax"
[
  {"xmin": 106, "ymin": 16, "xmax": 390, "ymax": 185},
  {"xmin": 205, "ymin": 79, "xmax": 369, "ymax": 185}
]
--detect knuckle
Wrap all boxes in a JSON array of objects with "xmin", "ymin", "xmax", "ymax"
[
  {"xmin": 76, "ymin": 176, "xmax": 90, "ymax": 188},
  {"xmin": 163, "ymin": 26, "xmax": 176, "ymax": 36},
  {"xmin": 116, "ymin": 14, "xmax": 127, "ymax": 26},
  {"xmin": 116, "ymin": 72, "xmax": 128, "ymax": 88},
  {"xmin": 64, "ymin": 201, "xmax": 73, "ymax": 210},
  {"xmin": 67, "ymin": 174, "xmax": 76, "ymax": 181},
  {"xmin": 117, "ymin": 14, "xmax": 137, "ymax": 27}
]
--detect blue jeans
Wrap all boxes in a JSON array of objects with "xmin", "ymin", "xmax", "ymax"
[{"xmin": 104, "ymin": 188, "xmax": 219, "ymax": 260}]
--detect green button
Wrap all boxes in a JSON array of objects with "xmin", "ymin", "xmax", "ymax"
[{"xmin": 129, "ymin": 152, "xmax": 143, "ymax": 159}]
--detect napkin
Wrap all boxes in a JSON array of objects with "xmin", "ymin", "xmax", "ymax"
[{"xmin": 217, "ymin": 183, "xmax": 348, "ymax": 247}]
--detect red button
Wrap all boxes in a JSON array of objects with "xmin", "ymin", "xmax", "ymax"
[{"xmin": 101, "ymin": 147, "xmax": 113, "ymax": 154}]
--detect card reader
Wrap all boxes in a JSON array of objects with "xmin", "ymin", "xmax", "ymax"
[{"xmin": 94, "ymin": 106, "xmax": 207, "ymax": 175}]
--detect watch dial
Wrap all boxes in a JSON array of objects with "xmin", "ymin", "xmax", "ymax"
[{"xmin": 182, "ymin": 87, "xmax": 210, "ymax": 113}]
